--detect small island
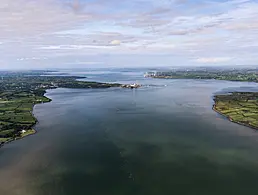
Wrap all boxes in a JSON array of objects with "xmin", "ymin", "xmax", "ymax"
[
  {"xmin": 121, "ymin": 83, "xmax": 141, "ymax": 88},
  {"xmin": 213, "ymin": 92, "xmax": 258, "ymax": 130},
  {"xmin": 0, "ymin": 71, "xmax": 122, "ymax": 147}
]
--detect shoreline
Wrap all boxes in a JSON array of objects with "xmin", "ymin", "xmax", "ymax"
[
  {"xmin": 149, "ymin": 76, "xmax": 258, "ymax": 83},
  {"xmin": 2, "ymin": 86, "xmax": 257, "ymax": 149},
  {"xmin": 0, "ymin": 85, "xmax": 122, "ymax": 149},
  {"xmin": 0, "ymin": 74, "xmax": 127, "ymax": 149},
  {"xmin": 0, "ymin": 129, "xmax": 37, "ymax": 148},
  {"xmin": 0, "ymin": 94, "xmax": 52, "ymax": 148},
  {"xmin": 212, "ymin": 104, "xmax": 258, "ymax": 131}
]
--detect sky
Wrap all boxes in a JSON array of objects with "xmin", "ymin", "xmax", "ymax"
[{"xmin": 0, "ymin": 0, "xmax": 258, "ymax": 69}]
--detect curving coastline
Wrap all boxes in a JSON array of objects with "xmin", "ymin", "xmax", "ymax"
[
  {"xmin": 0, "ymin": 72, "xmax": 125, "ymax": 148},
  {"xmin": 212, "ymin": 95, "xmax": 258, "ymax": 131},
  {"xmin": 0, "ymin": 95, "xmax": 52, "ymax": 148},
  {"xmin": 0, "ymin": 129, "xmax": 37, "ymax": 147},
  {"xmin": 0, "ymin": 80, "xmax": 140, "ymax": 148}
]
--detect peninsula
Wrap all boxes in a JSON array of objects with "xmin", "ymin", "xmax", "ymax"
[
  {"xmin": 145, "ymin": 67, "xmax": 258, "ymax": 130},
  {"xmin": 0, "ymin": 71, "xmax": 121, "ymax": 146},
  {"xmin": 213, "ymin": 92, "xmax": 258, "ymax": 130}
]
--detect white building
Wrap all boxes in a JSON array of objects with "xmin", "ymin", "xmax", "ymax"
[{"xmin": 21, "ymin": 130, "xmax": 27, "ymax": 134}]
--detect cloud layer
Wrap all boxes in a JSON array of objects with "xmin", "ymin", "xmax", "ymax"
[{"xmin": 1, "ymin": 0, "xmax": 258, "ymax": 69}]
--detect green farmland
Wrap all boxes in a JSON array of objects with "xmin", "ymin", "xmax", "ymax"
[
  {"xmin": 213, "ymin": 92, "xmax": 258, "ymax": 129},
  {"xmin": 0, "ymin": 91, "xmax": 51, "ymax": 144}
]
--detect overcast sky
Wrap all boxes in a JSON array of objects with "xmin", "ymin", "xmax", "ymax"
[{"xmin": 0, "ymin": 0, "xmax": 258, "ymax": 69}]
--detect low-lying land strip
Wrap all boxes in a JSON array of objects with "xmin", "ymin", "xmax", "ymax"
[
  {"xmin": 0, "ymin": 71, "xmax": 121, "ymax": 146},
  {"xmin": 213, "ymin": 92, "xmax": 258, "ymax": 130},
  {"xmin": 145, "ymin": 68, "xmax": 258, "ymax": 82},
  {"xmin": 146, "ymin": 69, "xmax": 258, "ymax": 130}
]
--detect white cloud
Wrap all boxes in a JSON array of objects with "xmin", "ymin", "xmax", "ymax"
[
  {"xmin": 0, "ymin": 0, "xmax": 91, "ymax": 38},
  {"xmin": 109, "ymin": 40, "xmax": 121, "ymax": 45},
  {"xmin": 194, "ymin": 57, "xmax": 232, "ymax": 63},
  {"xmin": 1, "ymin": 0, "xmax": 258, "ymax": 68},
  {"xmin": 17, "ymin": 57, "xmax": 47, "ymax": 61},
  {"xmin": 63, "ymin": 60, "xmax": 104, "ymax": 65},
  {"xmin": 40, "ymin": 45, "xmax": 115, "ymax": 50}
]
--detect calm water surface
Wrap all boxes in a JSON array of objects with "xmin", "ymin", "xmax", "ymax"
[{"xmin": 1, "ymin": 69, "xmax": 258, "ymax": 195}]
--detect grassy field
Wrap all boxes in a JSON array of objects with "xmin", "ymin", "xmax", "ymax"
[
  {"xmin": 213, "ymin": 92, "xmax": 258, "ymax": 129},
  {"xmin": 0, "ymin": 129, "xmax": 36, "ymax": 145},
  {"xmin": 0, "ymin": 91, "xmax": 51, "ymax": 144},
  {"xmin": 20, "ymin": 129, "xmax": 36, "ymax": 138}
]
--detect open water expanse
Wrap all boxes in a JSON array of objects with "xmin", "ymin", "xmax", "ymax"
[{"xmin": 1, "ymin": 69, "xmax": 258, "ymax": 195}]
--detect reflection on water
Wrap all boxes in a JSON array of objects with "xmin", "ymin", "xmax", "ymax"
[{"xmin": 1, "ymin": 70, "xmax": 258, "ymax": 195}]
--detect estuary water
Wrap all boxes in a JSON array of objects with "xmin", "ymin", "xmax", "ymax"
[{"xmin": 1, "ymin": 69, "xmax": 258, "ymax": 195}]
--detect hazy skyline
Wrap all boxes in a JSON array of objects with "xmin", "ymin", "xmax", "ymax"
[{"xmin": 1, "ymin": 0, "xmax": 258, "ymax": 69}]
